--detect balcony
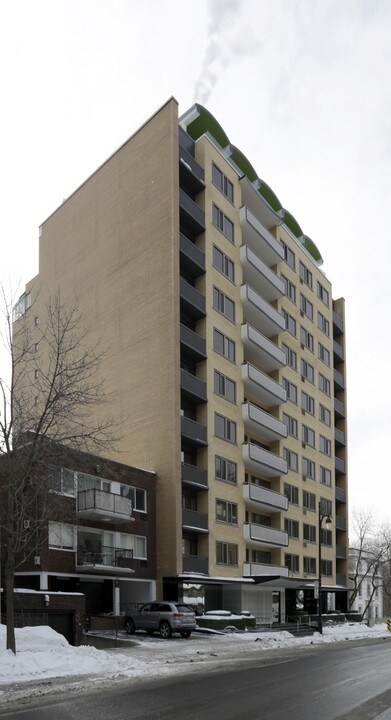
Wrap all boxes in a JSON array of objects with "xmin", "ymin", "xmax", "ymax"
[
  {"xmin": 334, "ymin": 398, "xmax": 346, "ymax": 419},
  {"xmin": 242, "ymin": 401, "xmax": 287, "ymax": 443},
  {"xmin": 181, "ymin": 462, "xmax": 208, "ymax": 490},
  {"xmin": 241, "ymin": 324, "xmax": 286, "ymax": 372},
  {"xmin": 334, "ymin": 368, "xmax": 345, "ymax": 391},
  {"xmin": 241, "ymin": 285, "xmax": 285, "ymax": 337},
  {"xmin": 335, "ymin": 456, "xmax": 346, "ymax": 475},
  {"xmin": 336, "ymin": 544, "xmax": 347, "ymax": 559},
  {"xmin": 333, "ymin": 340, "xmax": 344, "ymax": 362},
  {"xmin": 335, "ymin": 486, "xmax": 346, "ymax": 503},
  {"xmin": 180, "ymin": 369, "xmax": 207, "ymax": 404},
  {"xmin": 240, "ymin": 245, "xmax": 284, "ymax": 302},
  {"xmin": 77, "ymin": 490, "xmax": 133, "ymax": 523},
  {"xmin": 180, "ymin": 233, "xmax": 205, "ymax": 278},
  {"xmin": 243, "ymin": 523, "xmax": 289, "ymax": 549},
  {"xmin": 334, "ymin": 428, "xmax": 346, "ymax": 447},
  {"xmin": 180, "ymin": 278, "xmax": 206, "ymax": 319},
  {"xmin": 335, "ymin": 515, "xmax": 347, "ymax": 531},
  {"xmin": 243, "ymin": 482, "xmax": 288, "ymax": 513},
  {"xmin": 333, "ymin": 311, "xmax": 344, "ymax": 336},
  {"xmin": 179, "ymin": 148, "xmax": 205, "ymax": 195},
  {"xmin": 181, "ymin": 416, "xmax": 207, "ymax": 447},
  {"xmin": 76, "ymin": 545, "xmax": 134, "ymax": 572},
  {"xmin": 243, "ymin": 562, "xmax": 289, "ymax": 578},
  {"xmin": 182, "ymin": 508, "xmax": 208, "ymax": 533},
  {"xmin": 182, "ymin": 554, "xmax": 209, "ymax": 574},
  {"xmin": 180, "ymin": 323, "xmax": 206, "ymax": 361},
  {"xmin": 240, "ymin": 207, "xmax": 284, "ymax": 268},
  {"xmin": 243, "ymin": 442, "xmax": 287, "ymax": 478},
  {"xmin": 179, "ymin": 189, "xmax": 205, "ymax": 237},
  {"xmin": 240, "ymin": 176, "xmax": 284, "ymax": 230},
  {"xmin": 336, "ymin": 573, "xmax": 347, "ymax": 586},
  {"xmin": 241, "ymin": 363, "xmax": 286, "ymax": 409}
]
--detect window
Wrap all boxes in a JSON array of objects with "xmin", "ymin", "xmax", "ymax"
[
  {"xmin": 285, "ymin": 518, "xmax": 299, "ymax": 539},
  {"xmin": 281, "ymin": 343, "xmax": 297, "ymax": 370},
  {"xmin": 302, "ymin": 458, "xmax": 316, "ymax": 479},
  {"xmin": 321, "ymin": 559, "xmax": 333, "ymax": 576},
  {"xmin": 319, "ymin": 404, "xmax": 331, "ymax": 426},
  {"xmin": 215, "ymin": 455, "xmax": 237, "ymax": 484},
  {"xmin": 302, "ymin": 425, "xmax": 315, "ymax": 448},
  {"xmin": 317, "ymin": 281, "xmax": 330, "ymax": 307},
  {"xmin": 282, "ymin": 309, "xmax": 296, "ymax": 337},
  {"xmin": 213, "ymin": 245, "xmax": 235, "ymax": 282},
  {"xmin": 283, "ymin": 448, "xmax": 298, "ymax": 471},
  {"xmin": 321, "ymin": 529, "xmax": 332, "ymax": 546},
  {"xmin": 319, "ymin": 373, "xmax": 331, "ymax": 396},
  {"xmin": 281, "ymin": 240, "xmax": 295, "ymax": 269},
  {"xmin": 213, "ymin": 287, "xmax": 235, "ymax": 322},
  {"xmin": 283, "ymin": 413, "xmax": 298, "ymax": 438},
  {"xmin": 299, "ymin": 261, "xmax": 313, "ymax": 289},
  {"xmin": 281, "ymin": 274, "xmax": 296, "ymax": 303},
  {"xmin": 49, "ymin": 466, "xmax": 76, "ymax": 496},
  {"xmin": 120, "ymin": 533, "xmax": 147, "ymax": 560},
  {"xmin": 216, "ymin": 499, "xmax": 238, "ymax": 525},
  {"xmin": 301, "ymin": 391, "xmax": 315, "ymax": 415},
  {"xmin": 320, "ymin": 466, "xmax": 332, "ymax": 487},
  {"xmin": 251, "ymin": 512, "xmax": 271, "ymax": 526},
  {"xmin": 301, "ymin": 359, "xmax": 314, "ymax": 384},
  {"xmin": 303, "ymin": 490, "xmax": 316, "ymax": 511},
  {"xmin": 48, "ymin": 522, "xmax": 74, "ymax": 550},
  {"xmin": 320, "ymin": 435, "xmax": 332, "ymax": 456},
  {"xmin": 285, "ymin": 554, "xmax": 299, "ymax": 572},
  {"xmin": 283, "ymin": 378, "xmax": 297, "ymax": 404},
  {"xmin": 212, "ymin": 163, "xmax": 234, "ymax": 202},
  {"xmin": 318, "ymin": 343, "xmax": 330, "ymax": 367},
  {"xmin": 300, "ymin": 293, "xmax": 313, "ymax": 321},
  {"xmin": 303, "ymin": 524, "xmax": 316, "ymax": 543},
  {"xmin": 217, "ymin": 541, "xmax": 238, "ymax": 566},
  {"xmin": 120, "ymin": 485, "xmax": 147, "ymax": 513},
  {"xmin": 215, "ymin": 413, "xmax": 236, "ymax": 443},
  {"xmin": 284, "ymin": 483, "xmax": 299, "ymax": 505},
  {"xmin": 320, "ymin": 497, "xmax": 332, "ymax": 516},
  {"xmin": 212, "ymin": 203, "xmax": 234, "ymax": 243},
  {"xmin": 300, "ymin": 326, "xmax": 314, "ymax": 352},
  {"xmin": 317, "ymin": 311, "xmax": 330, "ymax": 337},
  {"xmin": 304, "ymin": 556, "xmax": 317, "ymax": 574},
  {"xmin": 213, "ymin": 328, "xmax": 235, "ymax": 363},
  {"xmin": 251, "ymin": 549, "xmax": 272, "ymax": 564},
  {"xmin": 214, "ymin": 370, "xmax": 236, "ymax": 403},
  {"xmin": 78, "ymin": 472, "xmax": 111, "ymax": 493},
  {"xmin": 12, "ymin": 292, "xmax": 32, "ymax": 322}
]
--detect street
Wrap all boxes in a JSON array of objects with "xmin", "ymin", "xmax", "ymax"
[{"xmin": 1, "ymin": 637, "xmax": 391, "ymax": 719}]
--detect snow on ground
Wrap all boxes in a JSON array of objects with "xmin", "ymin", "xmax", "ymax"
[{"xmin": 0, "ymin": 621, "xmax": 390, "ymax": 705}]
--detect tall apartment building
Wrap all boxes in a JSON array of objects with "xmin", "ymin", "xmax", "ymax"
[{"xmin": 15, "ymin": 98, "xmax": 348, "ymax": 622}]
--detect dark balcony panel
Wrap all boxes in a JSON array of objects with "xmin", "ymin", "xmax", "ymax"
[
  {"xmin": 334, "ymin": 398, "xmax": 346, "ymax": 419},
  {"xmin": 180, "ymin": 278, "xmax": 206, "ymax": 320},
  {"xmin": 336, "ymin": 573, "xmax": 347, "ymax": 586},
  {"xmin": 180, "ymin": 189, "xmax": 205, "ymax": 237},
  {"xmin": 333, "ymin": 311, "xmax": 344, "ymax": 336},
  {"xmin": 182, "ymin": 462, "xmax": 208, "ymax": 489},
  {"xmin": 334, "ymin": 368, "xmax": 345, "ymax": 391},
  {"xmin": 335, "ymin": 456, "xmax": 346, "ymax": 475},
  {"xmin": 182, "ymin": 554, "xmax": 209, "ymax": 574},
  {"xmin": 181, "ymin": 369, "xmax": 207, "ymax": 404},
  {"xmin": 336, "ymin": 515, "xmax": 346, "ymax": 531},
  {"xmin": 180, "ymin": 323, "xmax": 206, "ymax": 361},
  {"xmin": 335, "ymin": 486, "xmax": 346, "ymax": 503},
  {"xmin": 179, "ymin": 127, "xmax": 195, "ymax": 154},
  {"xmin": 180, "ymin": 233, "xmax": 205, "ymax": 278},
  {"xmin": 335, "ymin": 428, "xmax": 346, "ymax": 447},
  {"xmin": 336, "ymin": 544, "xmax": 347, "ymax": 559},
  {"xmin": 181, "ymin": 416, "xmax": 208, "ymax": 447},
  {"xmin": 179, "ymin": 148, "xmax": 205, "ymax": 195},
  {"xmin": 333, "ymin": 339, "xmax": 344, "ymax": 362},
  {"xmin": 182, "ymin": 508, "xmax": 208, "ymax": 532}
]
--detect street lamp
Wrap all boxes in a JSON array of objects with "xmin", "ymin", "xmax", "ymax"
[{"xmin": 317, "ymin": 501, "xmax": 332, "ymax": 634}]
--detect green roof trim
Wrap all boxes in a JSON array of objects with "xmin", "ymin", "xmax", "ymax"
[
  {"xmin": 303, "ymin": 236, "xmax": 323, "ymax": 263},
  {"xmin": 228, "ymin": 145, "xmax": 258, "ymax": 183},
  {"xmin": 283, "ymin": 210, "xmax": 303, "ymax": 239},
  {"xmin": 186, "ymin": 105, "xmax": 229, "ymax": 149},
  {"xmin": 257, "ymin": 180, "xmax": 282, "ymax": 213}
]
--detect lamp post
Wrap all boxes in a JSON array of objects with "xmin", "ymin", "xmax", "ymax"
[{"xmin": 317, "ymin": 501, "xmax": 332, "ymax": 634}]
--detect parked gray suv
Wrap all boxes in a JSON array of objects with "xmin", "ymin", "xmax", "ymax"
[{"xmin": 124, "ymin": 601, "xmax": 197, "ymax": 639}]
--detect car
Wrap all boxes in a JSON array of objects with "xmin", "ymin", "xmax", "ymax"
[{"xmin": 124, "ymin": 601, "xmax": 197, "ymax": 639}]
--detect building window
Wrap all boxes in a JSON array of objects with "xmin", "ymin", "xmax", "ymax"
[
  {"xmin": 320, "ymin": 466, "xmax": 332, "ymax": 487},
  {"xmin": 281, "ymin": 240, "xmax": 295, "ymax": 269},
  {"xmin": 48, "ymin": 522, "xmax": 74, "ymax": 550},
  {"xmin": 303, "ymin": 524, "xmax": 316, "ymax": 543},
  {"xmin": 302, "ymin": 425, "xmax": 315, "ymax": 448},
  {"xmin": 283, "ymin": 413, "xmax": 298, "ymax": 438},
  {"xmin": 283, "ymin": 378, "xmax": 298, "ymax": 404},
  {"xmin": 216, "ymin": 499, "xmax": 238, "ymax": 525},
  {"xmin": 303, "ymin": 490, "xmax": 316, "ymax": 511},
  {"xmin": 48, "ymin": 466, "xmax": 76, "ymax": 496},
  {"xmin": 300, "ymin": 293, "xmax": 313, "ymax": 321},
  {"xmin": 216, "ymin": 541, "xmax": 238, "ymax": 566},
  {"xmin": 319, "ymin": 373, "xmax": 331, "ymax": 396},
  {"xmin": 318, "ymin": 343, "xmax": 331, "ymax": 367},
  {"xmin": 301, "ymin": 391, "xmax": 315, "ymax": 415},
  {"xmin": 214, "ymin": 370, "xmax": 236, "ymax": 403},
  {"xmin": 317, "ymin": 311, "xmax": 330, "ymax": 337},
  {"xmin": 284, "ymin": 483, "xmax": 299, "ymax": 505},
  {"xmin": 283, "ymin": 448, "xmax": 298, "ymax": 471},
  {"xmin": 212, "ymin": 163, "xmax": 234, "ymax": 202},
  {"xmin": 215, "ymin": 455, "xmax": 237, "ymax": 484},
  {"xmin": 301, "ymin": 359, "xmax": 314, "ymax": 384},
  {"xmin": 302, "ymin": 458, "xmax": 316, "ymax": 479},
  {"xmin": 120, "ymin": 485, "xmax": 147, "ymax": 513},
  {"xmin": 213, "ymin": 245, "xmax": 235, "ymax": 282},
  {"xmin": 120, "ymin": 533, "xmax": 147, "ymax": 560},
  {"xmin": 213, "ymin": 328, "xmax": 235, "ymax": 363},
  {"xmin": 78, "ymin": 472, "xmax": 111, "ymax": 493},
  {"xmin": 213, "ymin": 286, "xmax": 235, "ymax": 322},
  {"xmin": 321, "ymin": 559, "xmax": 333, "ymax": 576},
  {"xmin": 281, "ymin": 274, "xmax": 296, "ymax": 303},
  {"xmin": 320, "ymin": 497, "xmax": 332, "ymax": 516},
  {"xmin": 212, "ymin": 203, "xmax": 234, "ymax": 243},
  {"xmin": 321, "ymin": 528, "xmax": 332, "ymax": 546},
  {"xmin": 319, "ymin": 404, "xmax": 331, "ymax": 426},
  {"xmin": 281, "ymin": 342, "xmax": 297, "ymax": 370},
  {"xmin": 304, "ymin": 556, "xmax": 316, "ymax": 574},
  {"xmin": 282, "ymin": 309, "xmax": 296, "ymax": 337},
  {"xmin": 285, "ymin": 554, "xmax": 299, "ymax": 572},
  {"xmin": 251, "ymin": 549, "xmax": 272, "ymax": 564},
  {"xmin": 284, "ymin": 518, "xmax": 299, "ymax": 539},
  {"xmin": 320, "ymin": 435, "xmax": 332, "ymax": 456},
  {"xmin": 317, "ymin": 281, "xmax": 330, "ymax": 307},
  {"xmin": 299, "ymin": 261, "xmax": 313, "ymax": 289},
  {"xmin": 300, "ymin": 326, "xmax": 314, "ymax": 352},
  {"xmin": 12, "ymin": 292, "xmax": 32, "ymax": 323},
  {"xmin": 215, "ymin": 413, "xmax": 237, "ymax": 443}
]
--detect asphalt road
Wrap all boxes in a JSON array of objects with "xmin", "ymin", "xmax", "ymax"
[{"xmin": 2, "ymin": 637, "xmax": 391, "ymax": 719}]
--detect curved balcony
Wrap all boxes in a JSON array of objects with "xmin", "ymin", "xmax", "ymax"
[
  {"xmin": 241, "ymin": 284, "xmax": 285, "ymax": 337},
  {"xmin": 241, "ymin": 363, "xmax": 286, "ymax": 409},
  {"xmin": 242, "ymin": 401, "xmax": 287, "ymax": 443},
  {"xmin": 241, "ymin": 324, "xmax": 286, "ymax": 372},
  {"xmin": 243, "ymin": 523, "xmax": 289, "ymax": 549},
  {"xmin": 240, "ymin": 206, "xmax": 284, "ymax": 266},
  {"xmin": 243, "ymin": 482, "xmax": 288, "ymax": 513},
  {"xmin": 240, "ymin": 245, "xmax": 284, "ymax": 302},
  {"xmin": 243, "ymin": 442, "xmax": 287, "ymax": 478}
]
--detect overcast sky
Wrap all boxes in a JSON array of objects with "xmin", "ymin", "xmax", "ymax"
[{"xmin": 1, "ymin": 0, "xmax": 390, "ymax": 524}]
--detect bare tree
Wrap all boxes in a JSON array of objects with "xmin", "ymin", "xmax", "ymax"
[
  {"xmin": 349, "ymin": 510, "xmax": 391, "ymax": 619},
  {"xmin": 0, "ymin": 288, "xmax": 118, "ymax": 653}
]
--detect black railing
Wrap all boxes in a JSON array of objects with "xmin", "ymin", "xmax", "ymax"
[{"xmin": 77, "ymin": 545, "xmax": 133, "ymax": 569}]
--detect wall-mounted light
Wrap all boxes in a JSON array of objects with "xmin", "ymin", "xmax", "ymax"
[{"xmin": 44, "ymin": 594, "xmax": 50, "ymax": 606}]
